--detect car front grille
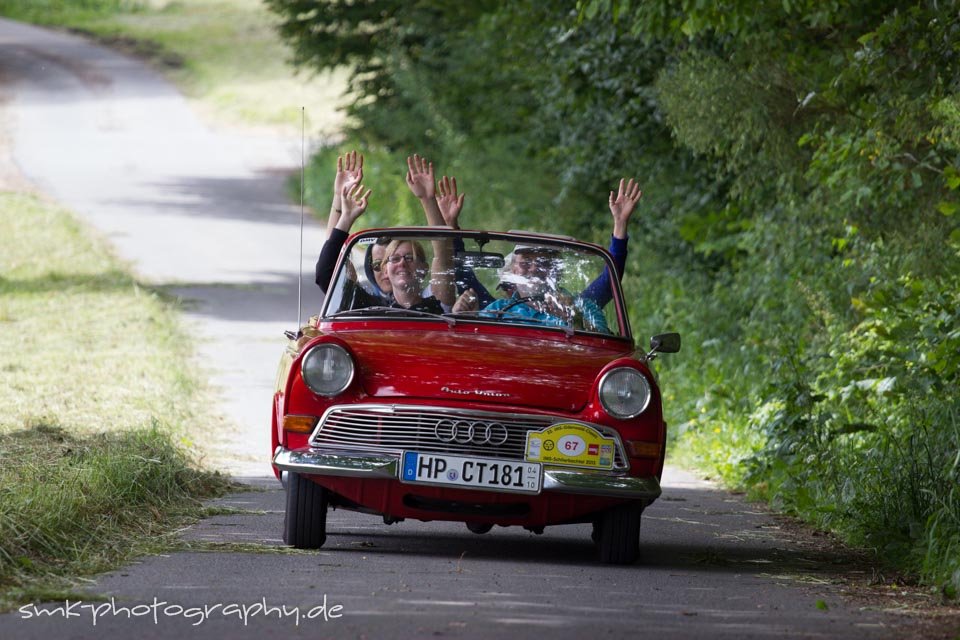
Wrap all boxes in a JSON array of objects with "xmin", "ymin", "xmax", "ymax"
[{"xmin": 309, "ymin": 404, "xmax": 628, "ymax": 469}]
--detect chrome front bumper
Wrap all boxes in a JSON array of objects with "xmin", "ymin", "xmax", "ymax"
[{"xmin": 273, "ymin": 447, "xmax": 661, "ymax": 501}]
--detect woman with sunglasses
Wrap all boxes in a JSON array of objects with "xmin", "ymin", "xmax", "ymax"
[
  {"xmin": 331, "ymin": 187, "xmax": 454, "ymax": 313},
  {"xmin": 378, "ymin": 238, "xmax": 447, "ymax": 313},
  {"xmin": 315, "ymin": 152, "xmax": 455, "ymax": 306}
]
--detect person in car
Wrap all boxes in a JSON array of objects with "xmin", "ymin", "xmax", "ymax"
[
  {"xmin": 316, "ymin": 150, "xmax": 643, "ymax": 315},
  {"xmin": 378, "ymin": 238, "xmax": 449, "ymax": 313},
  {"xmin": 331, "ymin": 173, "xmax": 454, "ymax": 313},
  {"xmin": 453, "ymin": 243, "xmax": 610, "ymax": 333},
  {"xmin": 316, "ymin": 151, "xmax": 383, "ymax": 297},
  {"xmin": 442, "ymin": 176, "xmax": 642, "ymax": 310},
  {"xmin": 316, "ymin": 152, "xmax": 457, "ymax": 307}
]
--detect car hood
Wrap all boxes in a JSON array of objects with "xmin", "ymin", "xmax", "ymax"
[{"xmin": 336, "ymin": 328, "xmax": 631, "ymax": 413}]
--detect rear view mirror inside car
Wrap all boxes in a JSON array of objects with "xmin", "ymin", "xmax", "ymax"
[{"xmin": 457, "ymin": 250, "xmax": 505, "ymax": 270}]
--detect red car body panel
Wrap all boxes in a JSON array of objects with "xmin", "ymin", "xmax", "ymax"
[
  {"xmin": 271, "ymin": 228, "xmax": 678, "ymax": 545},
  {"xmin": 329, "ymin": 326, "xmax": 633, "ymax": 412},
  {"xmin": 274, "ymin": 324, "xmax": 666, "ymax": 525}
]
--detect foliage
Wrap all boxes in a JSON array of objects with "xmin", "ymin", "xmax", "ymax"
[
  {"xmin": 271, "ymin": 0, "xmax": 960, "ymax": 592},
  {"xmin": 16, "ymin": 0, "xmax": 953, "ymax": 593},
  {"xmin": 0, "ymin": 192, "xmax": 232, "ymax": 607}
]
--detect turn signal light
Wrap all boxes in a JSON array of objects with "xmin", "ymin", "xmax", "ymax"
[
  {"xmin": 625, "ymin": 440, "xmax": 661, "ymax": 459},
  {"xmin": 283, "ymin": 415, "xmax": 318, "ymax": 433}
]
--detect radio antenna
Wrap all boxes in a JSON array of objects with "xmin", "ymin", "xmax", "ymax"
[{"xmin": 296, "ymin": 106, "xmax": 305, "ymax": 336}]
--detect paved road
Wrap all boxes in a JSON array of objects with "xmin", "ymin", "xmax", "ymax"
[
  {"xmin": 0, "ymin": 16, "xmax": 322, "ymax": 475},
  {"xmin": 2, "ymin": 469, "xmax": 898, "ymax": 640},
  {"xmin": 0, "ymin": 17, "xmax": 907, "ymax": 639}
]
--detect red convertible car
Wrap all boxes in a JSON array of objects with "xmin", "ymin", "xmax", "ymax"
[{"xmin": 271, "ymin": 228, "xmax": 679, "ymax": 563}]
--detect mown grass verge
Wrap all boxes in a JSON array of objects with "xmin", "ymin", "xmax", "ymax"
[
  {"xmin": 0, "ymin": 192, "xmax": 233, "ymax": 609},
  {"xmin": 0, "ymin": 424, "xmax": 231, "ymax": 608}
]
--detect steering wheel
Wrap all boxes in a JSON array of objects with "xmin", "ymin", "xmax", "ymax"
[{"xmin": 494, "ymin": 294, "xmax": 545, "ymax": 318}]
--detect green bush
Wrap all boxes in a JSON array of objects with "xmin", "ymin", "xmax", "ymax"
[
  {"xmin": 0, "ymin": 424, "xmax": 230, "ymax": 598},
  {"xmin": 274, "ymin": 0, "xmax": 960, "ymax": 594}
]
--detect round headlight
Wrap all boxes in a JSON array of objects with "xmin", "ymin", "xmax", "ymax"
[
  {"xmin": 301, "ymin": 344, "xmax": 354, "ymax": 397},
  {"xmin": 599, "ymin": 367, "xmax": 651, "ymax": 419}
]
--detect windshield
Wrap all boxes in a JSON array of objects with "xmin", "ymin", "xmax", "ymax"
[{"xmin": 322, "ymin": 230, "xmax": 627, "ymax": 338}]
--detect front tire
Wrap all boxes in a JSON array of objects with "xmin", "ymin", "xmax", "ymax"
[
  {"xmin": 283, "ymin": 472, "xmax": 328, "ymax": 549},
  {"xmin": 595, "ymin": 503, "xmax": 642, "ymax": 564},
  {"xmin": 466, "ymin": 522, "xmax": 493, "ymax": 535}
]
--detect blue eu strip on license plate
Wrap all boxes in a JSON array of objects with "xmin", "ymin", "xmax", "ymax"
[{"xmin": 401, "ymin": 451, "xmax": 542, "ymax": 494}]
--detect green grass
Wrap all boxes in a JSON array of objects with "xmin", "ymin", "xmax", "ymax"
[
  {"xmin": 0, "ymin": 193, "xmax": 196, "ymax": 433},
  {"xmin": 0, "ymin": 192, "xmax": 233, "ymax": 608},
  {"xmin": 0, "ymin": 424, "xmax": 231, "ymax": 608},
  {"xmin": 0, "ymin": 0, "xmax": 349, "ymax": 137},
  {"xmin": 0, "ymin": 1, "xmax": 319, "ymax": 607}
]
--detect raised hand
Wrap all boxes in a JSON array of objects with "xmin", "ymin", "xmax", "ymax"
[
  {"xmin": 335, "ymin": 182, "xmax": 372, "ymax": 233},
  {"xmin": 405, "ymin": 154, "xmax": 436, "ymax": 200},
  {"xmin": 436, "ymin": 175, "xmax": 465, "ymax": 229},
  {"xmin": 334, "ymin": 150, "xmax": 364, "ymax": 209},
  {"xmin": 608, "ymin": 178, "xmax": 643, "ymax": 239},
  {"xmin": 452, "ymin": 288, "xmax": 480, "ymax": 313}
]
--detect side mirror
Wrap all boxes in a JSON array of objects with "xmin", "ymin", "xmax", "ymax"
[{"xmin": 649, "ymin": 332, "xmax": 681, "ymax": 354}]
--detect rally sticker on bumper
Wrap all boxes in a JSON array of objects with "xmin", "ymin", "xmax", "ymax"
[{"xmin": 524, "ymin": 423, "xmax": 616, "ymax": 470}]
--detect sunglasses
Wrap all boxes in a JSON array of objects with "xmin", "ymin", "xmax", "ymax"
[{"xmin": 372, "ymin": 259, "xmax": 383, "ymax": 273}]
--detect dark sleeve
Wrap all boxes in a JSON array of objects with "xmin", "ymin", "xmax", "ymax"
[
  {"xmin": 453, "ymin": 237, "xmax": 495, "ymax": 307},
  {"xmin": 581, "ymin": 235, "xmax": 628, "ymax": 308},
  {"xmin": 315, "ymin": 228, "xmax": 349, "ymax": 294},
  {"xmin": 338, "ymin": 278, "xmax": 377, "ymax": 312},
  {"xmin": 609, "ymin": 235, "xmax": 628, "ymax": 278},
  {"xmin": 420, "ymin": 296, "xmax": 445, "ymax": 315}
]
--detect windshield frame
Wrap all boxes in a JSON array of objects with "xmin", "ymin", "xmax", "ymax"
[{"xmin": 319, "ymin": 227, "xmax": 633, "ymax": 341}]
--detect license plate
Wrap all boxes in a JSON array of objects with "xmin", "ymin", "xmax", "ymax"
[{"xmin": 400, "ymin": 452, "xmax": 542, "ymax": 494}]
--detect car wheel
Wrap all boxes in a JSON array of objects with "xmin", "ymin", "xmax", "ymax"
[
  {"xmin": 466, "ymin": 522, "xmax": 493, "ymax": 535},
  {"xmin": 283, "ymin": 472, "xmax": 328, "ymax": 549},
  {"xmin": 595, "ymin": 503, "xmax": 642, "ymax": 564}
]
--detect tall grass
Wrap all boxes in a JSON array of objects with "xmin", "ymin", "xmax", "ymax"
[
  {"xmin": 0, "ymin": 422, "xmax": 229, "ymax": 604},
  {"xmin": 0, "ymin": 192, "xmax": 232, "ymax": 607}
]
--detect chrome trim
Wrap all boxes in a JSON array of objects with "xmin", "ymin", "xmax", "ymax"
[
  {"xmin": 434, "ymin": 419, "xmax": 509, "ymax": 446},
  {"xmin": 273, "ymin": 448, "xmax": 398, "ymax": 479},
  {"xmin": 272, "ymin": 447, "xmax": 659, "ymax": 500},
  {"xmin": 598, "ymin": 367, "xmax": 651, "ymax": 419},
  {"xmin": 300, "ymin": 344, "xmax": 355, "ymax": 397},
  {"xmin": 308, "ymin": 404, "xmax": 629, "ymax": 469},
  {"xmin": 543, "ymin": 469, "xmax": 661, "ymax": 500},
  {"xmin": 441, "ymin": 386, "xmax": 511, "ymax": 398}
]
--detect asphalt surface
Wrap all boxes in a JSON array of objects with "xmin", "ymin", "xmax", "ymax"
[
  {"xmin": 2, "ymin": 470, "xmax": 898, "ymax": 640},
  {"xmin": 0, "ymin": 17, "xmax": 912, "ymax": 639}
]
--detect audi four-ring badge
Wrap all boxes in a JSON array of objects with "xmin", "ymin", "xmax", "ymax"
[
  {"xmin": 434, "ymin": 419, "xmax": 509, "ymax": 446},
  {"xmin": 271, "ymin": 228, "xmax": 680, "ymax": 564}
]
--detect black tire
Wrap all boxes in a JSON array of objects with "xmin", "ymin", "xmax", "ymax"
[
  {"xmin": 283, "ymin": 472, "xmax": 328, "ymax": 549},
  {"xmin": 466, "ymin": 522, "xmax": 493, "ymax": 535},
  {"xmin": 595, "ymin": 503, "xmax": 643, "ymax": 564}
]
